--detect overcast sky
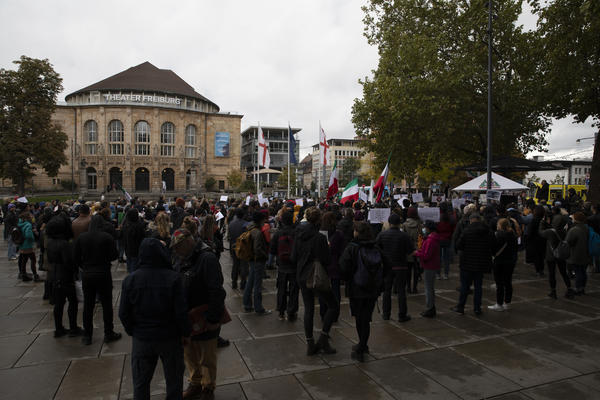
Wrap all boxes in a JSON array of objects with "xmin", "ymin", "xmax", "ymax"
[{"xmin": 0, "ymin": 0, "xmax": 595, "ymax": 161}]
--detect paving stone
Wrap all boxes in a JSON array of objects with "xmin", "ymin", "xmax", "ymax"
[
  {"xmin": 297, "ymin": 364, "xmax": 393, "ymax": 400},
  {"xmin": 30, "ymin": 309, "xmax": 84, "ymax": 334},
  {"xmin": 533, "ymin": 298, "xmax": 600, "ymax": 318},
  {"xmin": 359, "ymin": 356, "xmax": 461, "ymax": 400},
  {"xmin": 241, "ymin": 374, "xmax": 311, "ymax": 400},
  {"xmin": 54, "ymin": 355, "xmax": 124, "ymax": 400},
  {"xmin": 0, "ymin": 334, "xmax": 36, "ymax": 369},
  {"xmin": 452, "ymin": 337, "xmax": 579, "ymax": 387},
  {"xmin": 220, "ymin": 315, "xmax": 252, "ymax": 341},
  {"xmin": 300, "ymin": 332, "xmax": 376, "ymax": 366},
  {"xmin": 522, "ymin": 379, "xmax": 600, "ymax": 399},
  {"xmin": 507, "ymin": 331, "xmax": 600, "ymax": 374},
  {"xmin": 396, "ymin": 315, "xmax": 478, "ymax": 347},
  {"xmin": 100, "ymin": 333, "xmax": 132, "ymax": 356},
  {"xmin": 217, "ymin": 342, "xmax": 253, "ymax": 385},
  {"xmin": 404, "ymin": 348, "xmax": 521, "ymax": 400},
  {"xmin": 214, "ymin": 383, "xmax": 247, "ymax": 400},
  {"xmin": 577, "ymin": 319, "xmax": 600, "ymax": 332},
  {"xmin": 489, "ymin": 392, "xmax": 538, "ymax": 400},
  {"xmin": 236, "ymin": 335, "xmax": 328, "ymax": 379},
  {"xmin": 0, "ymin": 286, "xmax": 34, "ymax": 298},
  {"xmin": 120, "ymin": 354, "xmax": 166, "ymax": 399},
  {"xmin": 573, "ymin": 372, "xmax": 600, "ymax": 391},
  {"xmin": 0, "ymin": 360, "xmax": 69, "ymax": 400},
  {"xmin": 10, "ymin": 296, "xmax": 53, "ymax": 314},
  {"xmin": 0, "ymin": 298, "xmax": 25, "ymax": 315},
  {"xmin": 238, "ymin": 312, "xmax": 304, "ymax": 339},
  {"xmin": 22, "ymin": 282, "xmax": 46, "ymax": 298},
  {"xmin": 0, "ymin": 312, "xmax": 45, "ymax": 337},
  {"xmin": 15, "ymin": 329, "xmax": 103, "ymax": 367},
  {"xmin": 439, "ymin": 309, "xmax": 505, "ymax": 338},
  {"xmin": 545, "ymin": 325, "xmax": 600, "ymax": 362}
]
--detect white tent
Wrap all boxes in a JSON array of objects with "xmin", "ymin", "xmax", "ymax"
[{"xmin": 453, "ymin": 172, "xmax": 528, "ymax": 192}]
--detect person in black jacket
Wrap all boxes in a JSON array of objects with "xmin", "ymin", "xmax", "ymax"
[
  {"xmin": 488, "ymin": 218, "xmax": 519, "ymax": 311},
  {"xmin": 5, "ymin": 204, "xmax": 19, "ymax": 260},
  {"xmin": 270, "ymin": 211, "xmax": 299, "ymax": 321},
  {"xmin": 46, "ymin": 216, "xmax": 83, "ymax": 338},
  {"xmin": 340, "ymin": 221, "xmax": 387, "ymax": 362},
  {"xmin": 228, "ymin": 208, "xmax": 248, "ymax": 289},
  {"xmin": 74, "ymin": 215, "xmax": 121, "ymax": 345},
  {"xmin": 291, "ymin": 207, "xmax": 337, "ymax": 355},
  {"xmin": 376, "ymin": 213, "xmax": 415, "ymax": 322},
  {"xmin": 119, "ymin": 238, "xmax": 191, "ymax": 400},
  {"xmin": 121, "ymin": 208, "xmax": 147, "ymax": 273},
  {"xmin": 451, "ymin": 214, "xmax": 495, "ymax": 315},
  {"xmin": 171, "ymin": 228, "xmax": 226, "ymax": 400}
]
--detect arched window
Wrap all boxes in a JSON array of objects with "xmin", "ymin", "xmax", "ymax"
[
  {"xmin": 84, "ymin": 120, "xmax": 97, "ymax": 155},
  {"xmin": 134, "ymin": 121, "xmax": 150, "ymax": 155},
  {"xmin": 161, "ymin": 122, "xmax": 175, "ymax": 156},
  {"xmin": 108, "ymin": 120, "xmax": 124, "ymax": 155},
  {"xmin": 86, "ymin": 167, "xmax": 97, "ymax": 189},
  {"xmin": 185, "ymin": 124, "xmax": 196, "ymax": 158}
]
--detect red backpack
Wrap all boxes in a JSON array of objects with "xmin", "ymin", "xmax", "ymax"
[{"xmin": 277, "ymin": 233, "xmax": 294, "ymax": 265}]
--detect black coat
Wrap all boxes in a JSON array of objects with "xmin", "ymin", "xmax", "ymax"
[
  {"xmin": 269, "ymin": 224, "xmax": 296, "ymax": 273},
  {"xmin": 74, "ymin": 230, "xmax": 118, "ymax": 276},
  {"xmin": 340, "ymin": 239, "xmax": 386, "ymax": 299},
  {"xmin": 291, "ymin": 222, "xmax": 330, "ymax": 284},
  {"xmin": 122, "ymin": 220, "xmax": 147, "ymax": 258},
  {"xmin": 375, "ymin": 227, "xmax": 414, "ymax": 270},
  {"xmin": 45, "ymin": 218, "xmax": 77, "ymax": 285},
  {"xmin": 119, "ymin": 238, "xmax": 190, "ymax": 340},
  {"xmin": 456, "ymin": 221, "xmax": 495, "ymax": 272},
  {"xmin": 493, "ymin": 230, "xmax": 518, "ymax": 266}
]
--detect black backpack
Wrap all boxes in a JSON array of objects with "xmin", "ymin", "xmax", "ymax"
[
  {"xmin": 11, "ymin": 227, "xmax": 24, "ymax": 246},
  {"xmin": 353, "ymin": 246, "xmax": 384, "ymax": 291}
]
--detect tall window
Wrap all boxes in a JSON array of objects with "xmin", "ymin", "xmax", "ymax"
[
  {"xmin": 108, "ymin": 120, "xmax": 124, "ymax": 155},
  {"xmin": 185, "ymin": 124, "xmax": 196, "ymax": 158},
  {"xmin": 161, "ymin": 122, "xmax": 175, "ymax": 156},
  {"xmin": 135, "ymin": 121, "xmax": 150, "ymax": 155},
  {"xmin": 86, "ymin": 167, "xmax": 97, "ymax": 189},
  {"xmin": 84, "ymin": 120, "xmax": 97, "ymax": 154}
]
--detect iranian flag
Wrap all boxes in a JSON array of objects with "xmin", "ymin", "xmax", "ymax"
[
  {"xmin": 341, "ymin": 178, "xmax": 359, "ymax": 204},
  {"xmin": 326, "ymin": 160, "xmax": 339, "ymax": 199},
  {"xmin": 373, "ymin": 154, "xmax": 391, "ymax": 203}
]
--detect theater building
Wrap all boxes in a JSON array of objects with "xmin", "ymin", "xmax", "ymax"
[{"xmin": 33, "ymin": 62, "xmax": 242, "ymax": 195}]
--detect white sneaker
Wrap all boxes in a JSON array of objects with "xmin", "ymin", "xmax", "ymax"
[
  {"xmin": 490, "ymin": 283, "xmax": 497, "ymax": 289},
  {"xmin": 503, "ymin": 303, "xmax": 511, "ymax": 310},
  {"xmin": 443, "ymin": 274, "xmax": 449, "ymax": 280},
  {"xmin": 487, "ymin": 304, "xmax": 504, "ymax": 312}
]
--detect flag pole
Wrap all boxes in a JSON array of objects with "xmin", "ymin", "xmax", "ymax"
[
  {"xmin": 288, "ymin": 122, "xmax": 291, "ymax": 199},
  {"xmin": 257, "ymin": 122, "xmax": 260, "ymax": 194}
]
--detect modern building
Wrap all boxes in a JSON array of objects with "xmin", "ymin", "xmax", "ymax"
[
  {"xmin": 299, "ymin": 154, "xmax": 313, "ymax": 189},
  {"xmin": 240, "ymin": 126, "xmax": 301, "ymax": 185},
  {"xmin": 4, "ymin": 62, "xmax": 243, "ymax": 195},
  {"xmin": 310, "ymin": 138, "xmax": 374, "ymax": 188},
  {"xmin": 525, "ymin": 156, "xmax": 592, "ymax": 185}
]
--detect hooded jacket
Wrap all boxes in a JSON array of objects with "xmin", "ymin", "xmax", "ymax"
[
  {"xmin": 269, "ymin": 224, "xmax": 296, "ymax": 273},
  {"xmin": 566, "ymin": 222, "xmax": 590, "ymax": 266},
  {"xmin": 119, "ymin": 238, "xmax": 191, "ymax": 340},
  {"xmin": 415, "ymin": 231, "xmax": 441, "ymax": 271},
  {"xmin": 340, "ymin": 238, "xmax": 386, "ymax": 299},
  {"xmin": 17, "ymin": 219, "xmax": 35, "ymax": 251},
  {"xmin": 45, "ymin": 216, "xmax": 76, "ymax": 284},
  {"xmin": 291, "ymin": 222, "xmax": 331, "ymax": 284},
  {"xmin": 246, "ymin": 222, "xmax": 268, "ymax": 262},
  {"xmin": 122, "ymin": 209, "xmax": 147, "ymax": 258},
  {"xmin": 74, "ymin": 215, "xmax": 118, "ymax": 275},
  {"xmin": 376, "ymin": 226, "xmax": 414, "ymax": 270},
  {"xmin": 456, "ymin": 221, "xmax": 495, "ymax": 272}
]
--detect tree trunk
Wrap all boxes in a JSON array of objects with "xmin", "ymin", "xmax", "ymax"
[{"xmin": 589, "ymin": 130, "xmax": 600, "ymax": 204}]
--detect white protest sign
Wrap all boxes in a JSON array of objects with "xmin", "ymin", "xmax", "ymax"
[
  {"xmin": 486, "ymin": 190, "xmax": 501, "ymax": 202},
  {"xmin": 417, "ymin": 207, "xmax": 440, "ymax": 222},
  {"xmin": 215, "ymin": 211, "xmax": 224, "ymax": 221},
  {"xmin": 258, "ymin": 193, "xmax": 268, "ymax": 205},
  {"xmin": 368, "ymin": 208, "xmax": 391, "ymax": 224},
  {"xmin": 16, "ymin": 197, "xmax": 28, "ymax": 203},
  {"xmin": 412, "ymin": 193, "xmax": 424, "ymax": 203},
  {"xmin": 245, "ymin": 196, "xmax": 251, "ymax": 206},
  {"xmin": 433, "ymin": 193, "xmax": 446, "ymax": 203},
  {"xmin": 452, "ymin": 198, "xmax": 466, "ymax": 210},
  {"xmin": 185, "ymin": 201, "xmax": 192, "ymax": 209},
  {"xmin": 295, "ymin": 198, "xmax": 304, "ymax": 207},
  {"xmin": 219, "ymin": 195, "xmax": 228, "ymax": 202},
  {"xmin": 394, "ymin": 194, "xmax": 402, "ymax": 199},
  {"xmin": 359, "ymin": 191, "xmax": 368, "ymax": 202}
]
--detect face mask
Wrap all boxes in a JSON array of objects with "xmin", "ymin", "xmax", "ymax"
[{"xmin": 422, "ymin": 228, "xmax": 428, "ymax": 235}]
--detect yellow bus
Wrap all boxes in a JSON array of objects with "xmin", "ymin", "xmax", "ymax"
[{"xmin": 528, "ymin": 182, "xmax": 588, "ymax": 204}]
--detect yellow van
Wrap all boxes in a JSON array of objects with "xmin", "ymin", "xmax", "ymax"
[{"xmin": 528, "ymin": 183, "xmax": 588, "ymax": 204}]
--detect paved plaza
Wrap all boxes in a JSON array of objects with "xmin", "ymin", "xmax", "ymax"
[{"xmin": 1, "ymin": 238, "xmax": 600, "ymax": 400}]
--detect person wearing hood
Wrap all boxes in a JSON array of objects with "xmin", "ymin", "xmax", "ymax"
[
  {"xmin": 402, "ymin": 207, "xmax": 423, "ymax": 293},
  {"xmin": 340, "ymin": 221, "xmax": 386, "ymax": 362},
  {"xmin": 46, "ymin": 216, "xmax": 83, "ymax": 338},
  {"xmin": 119, "ymin": 238, "xmax": 191, "ymax": 400},
  {"xmin": 451, "ymin": 214, "xmax": 495, "ymax": 315},
  {"xmin": 415, "ymin": 220, "xmax": 441, "ymax": 318},
  {"xmin": 377, "ymin": 213, "xmax": 415, "ymax": 322},
  {"xmin": 291, "ymin": 206, "xmax": 337, "ymax": 356},
  {"xmin": 539, "ymin": 207, "xmax": 574, "ymax": 299},
  {"xmin": 17, "ymin": 211, "xmax": 40, "ymax": 282},
  {"xmin": 74, "ymin": 214, "xmax": 121, "ymax": 345},
  {"xmin": 121, "ymin": 208, "xmax": 147, "ymax": 273},
  {"xmin": 566, "ymin": 212, "xmax": 591, "ymax": 295},
  {"xmin": 488, "ymin": 218, "xmax": 519, "ymax": 311}
]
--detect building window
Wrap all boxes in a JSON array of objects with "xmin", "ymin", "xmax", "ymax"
[
  {"xmin": 108, "ymin": 120, "xmax": 124, "ymax": 155},
  {"xmin": 134, "ymin": 121, "xmax": 150, "ymax": 155},
  {"xmin": 161, "ymin": 122, "xmax": 175, "ymax": 156},
  {"xmin": 219, "ymin": 180, "xmax": 225, "ymax": 190},
  {"xmin": 84, "ymin": 120, "xmax": 98, "ymax": 155},
  {"xmin": 87, "ymin": 167, "xmax": 97, "ymax": 190},
  {"xmin": 52, "ymin": 178, "xmax": 61, "ymax": 185},
  {"xmin": 185, "ymin": 124, "xmax": 196, "ymax": 158}
]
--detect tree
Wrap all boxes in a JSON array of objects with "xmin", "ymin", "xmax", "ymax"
[
  {"xmin": 531, "ymin": 0, "xmax": 600, "ymax": 202},
  {"xmin": 238, "ymin": 179, "xmax": 256, "ymax": 193},
  {"xmin": 0, "ymin": 56, "xmax": 68, "ymax": 195},
  {"xmin": 204, "ymin": 176, "xmax": 216, "ymax": 191},
  {"xmin": 276, "ymin": 166, "xmax": 299, "ymax": 194},
  {"xmin": 341, "ymin": 158, "xmax": 361, "ymax": 186},
  {"xmin": 226, "ymin": 169, "xmax": 243, "ymax": 191},
  {"xmin": 352, "ymin": 0, "xmax": 549, "ymax": 179}
]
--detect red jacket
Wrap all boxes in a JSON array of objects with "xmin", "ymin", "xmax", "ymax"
[{"xmin": 415, "ymin": 232, "xmax": 441, "ymax": 270}]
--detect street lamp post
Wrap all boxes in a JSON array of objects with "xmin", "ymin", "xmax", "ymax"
[{"xmin": 487, "ymin": 0, "xmax": 493, "ymax": 191}]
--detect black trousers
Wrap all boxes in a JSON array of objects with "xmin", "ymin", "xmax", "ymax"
[
  {"xmin": 351, "ymin": 297, "xmax": 377, "ymax": 352},
  {"xmin": 382, "ymin": 269, "xmax": 408, "ymax": 318},
  {"xmin": 492, "ymin": 262, "xmax": 515, "ymax": 305},
  {"xmin": 300, "ymin": 284, "xmax": 339, "ymax": 339},
  {"xmin": 18, "ymin": 252, "xmax": 37, "ymax": 275},
  {"xmin": 82, "ymin": 274, "xmax": 114, "ymax": 336},
  {"xmin": 276, "ymin": 271, "xmax": 299, "ymax": 315},
  {"xmin": 548, "ymin": 259, "xmax": 571, "ymax": 290},
  {"xmin": 53, "ymin": 283, "xmax": 78, "ymax": 331},
  {"xmin": 132, "ymin": 337, "xmax": 184, "ymax": 400}
]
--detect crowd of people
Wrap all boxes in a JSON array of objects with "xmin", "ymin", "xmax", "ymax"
[{"xmin": 1, "ymin": 192, "xmax": 599, "ymax": 399}]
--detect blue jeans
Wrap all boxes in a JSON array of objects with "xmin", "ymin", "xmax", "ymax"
[
  {"xmin": 439, "ymin": 240, "xmax": 452, "ymax": 276},
  {"xmin": 7, "ymin": 238, "xmax": 17, "ymax": 259},
  {"xmin": 457, "ymin": 269, "xmax": 483, "ymax": 311},
  {"xmin": 243, "ymin": 261, "xmax": 265, "ymax": 312},
  {"xmin": 571, "ymin": 264, "xmax": 587, "ymax": 291},
  {"xmin": 126, "ymin": 256, "xmax": 138, "ymax": 273}
]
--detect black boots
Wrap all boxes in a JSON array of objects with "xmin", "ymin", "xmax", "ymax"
[
  {"xmin": 306, "ymin": 338, "xmax": 318, "ymax": 355},
  {"xmin": 420, "ymin": 307, "xmax": 436, "ymax": 318},
  {"xmin": 548, "ymin": 290, "xmax": 557, "ymax": 299},
  {"xmin": 317, "ymin": 333, "xmax": 336, "ymax": 354}
]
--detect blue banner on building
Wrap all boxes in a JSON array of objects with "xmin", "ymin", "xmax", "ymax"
[{"xmin": 215, "ymin": 132, "xmax": 230, "ymax": 157}]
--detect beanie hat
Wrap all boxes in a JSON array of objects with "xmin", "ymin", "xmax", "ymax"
[{"xmin": 170, "ymin": 228, "xmax": 193, "ymax": 248}]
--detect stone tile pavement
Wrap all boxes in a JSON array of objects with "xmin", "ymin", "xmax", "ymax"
[{"xmin": 1, "ymin": 238, "xmax": 600, "ymax": 399}]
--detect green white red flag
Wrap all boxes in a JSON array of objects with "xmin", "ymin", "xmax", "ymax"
[
  {"xmin": 326, "ymin": 160, "xmax": 338, "ymax": 199},
  {"xmin": 341, "ymin": 178, "xmax": 359, "ymax": 204}
]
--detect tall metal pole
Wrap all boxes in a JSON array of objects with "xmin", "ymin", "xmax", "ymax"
[
  {"xmin": 487, "ymin": 0, "xmax": 493, "ymax": 190},
  {"xmin": 71, "ymin": 138, "xmax": 74, "ymax": 197}
]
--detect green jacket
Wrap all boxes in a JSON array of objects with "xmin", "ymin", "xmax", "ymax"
[{"xmin": 17, "ymin": 219, "xmax": 35, "ymax": 251}]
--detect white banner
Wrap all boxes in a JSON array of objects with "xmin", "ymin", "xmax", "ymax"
[
  {"xmin": 452, "ymin": 198, "xmax": 466, "ymax": 210},
  {"xmin": 368, "ymin": 208, "xmax": 391, "ymax": 224},
  {"xmin": 417, "ymin": 207, "xmax": 440, "ymax": 222},
  {"xmin": 220, "ymin": 195, "xmax": 228, "ymax": 202},
  {"xmin": 215, "ymin": 211, "xmax": 224, "ymax": 221},
  {"xmin": 295, "ymin": 198, "xmax": 304, "ymax": 207},
  {"xmin": 359, "ymin": 191, "xmax": 368, "ymax": 202},
  {"xmin": 412, "ymin": 193, "xmax": 424, "ymax": 203}
]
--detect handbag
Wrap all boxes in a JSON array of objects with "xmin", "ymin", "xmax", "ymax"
[
  {"xmin": 551, "ymin": 229, "xmax": 570, "ymax": 260},
  {"xmin": 188, "ymin": 304, "xmax": 232, "ymax": 337},
  {"xmin": 306, "ymin": 259, "xmax": 331, "ymax": 292}
]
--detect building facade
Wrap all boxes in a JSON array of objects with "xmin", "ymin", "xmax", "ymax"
[
  {"xmin": 525, "ymin": 157, "xmax": 592, "ymax": 186},
  {"xmin": 16, "ymin": 62, "xmax": 242, "ymax": 195},
  {"xmin": 310, "ymin": 138, "xmax": 374, "ymax": 189}
]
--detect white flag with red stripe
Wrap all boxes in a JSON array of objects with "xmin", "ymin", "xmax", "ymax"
[
  {"xmin": 258, "ymin": 125, "xmax": 270, "ymax": 168},
  {"xmin": 319, "ymin": 123, "xmax": 328, "ymax": 166}
]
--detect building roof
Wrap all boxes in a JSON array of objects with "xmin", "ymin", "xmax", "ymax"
[
  {"xmin": 241, "ymin": 126, "xmax": 302, "ymax": 136},
  {"xmin": 65, "ymin": 62, "xmax": 219, "ymax": 111}
]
